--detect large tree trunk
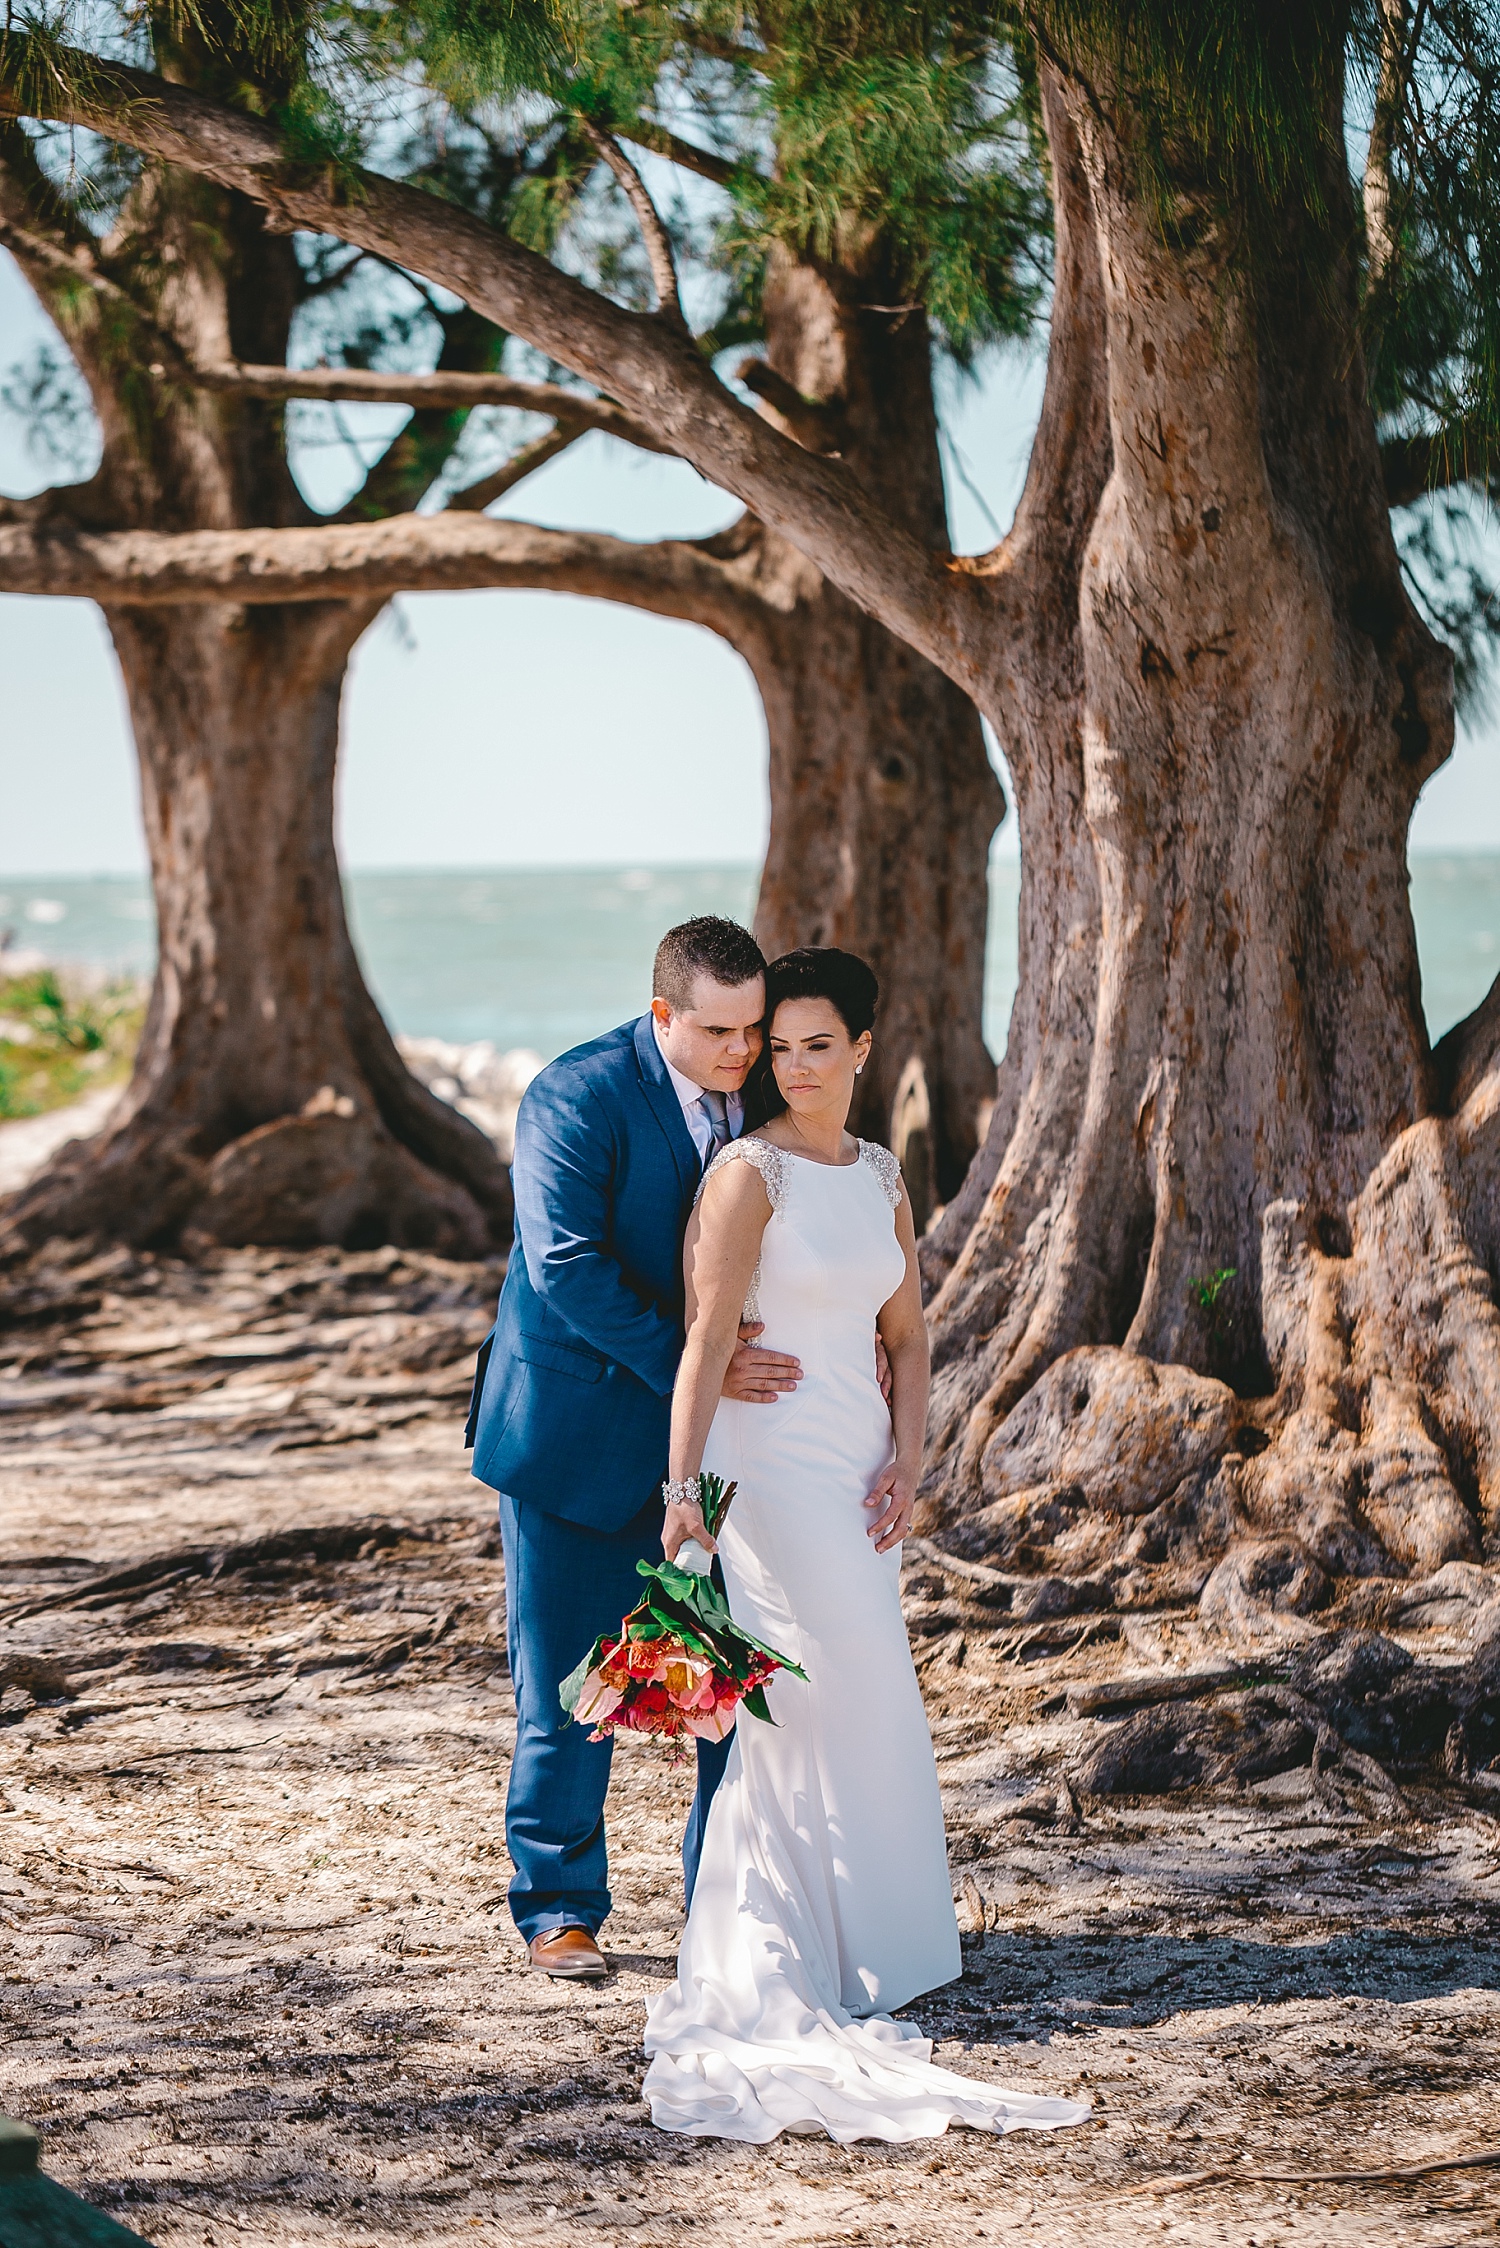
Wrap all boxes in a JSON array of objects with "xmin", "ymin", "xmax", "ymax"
[
  {"xmin": 0, "ymin": 133, "xmax": 511, "ymax": 1257},
  {"xmin": 3, "ymin": 600, "xmax": 509, "ymax": 1254},
  {"xmin": 918, "ymin": 68, "xmax": 1500, "ymax": 1591},
  {"xmin": 751, "ymin": 570, "xmax": 998, "ymax": 1231},
  {"xmin": 749, "ymin": 253, "xmax": 1003, "ymax": 1225}
]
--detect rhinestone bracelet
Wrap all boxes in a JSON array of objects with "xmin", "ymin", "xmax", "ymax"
[{"xmin": 662, "ymin": 1474, "xmax": 702, "ymax": 1509}]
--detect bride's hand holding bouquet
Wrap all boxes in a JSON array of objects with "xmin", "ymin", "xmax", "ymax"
[
  {"xmin": 559, "ymin": 1471, "xmax": 806, "ymax": 1745},
  {"xmin": 662, "ymin": 1482, "xmax": 717, "ymax": 1572}
]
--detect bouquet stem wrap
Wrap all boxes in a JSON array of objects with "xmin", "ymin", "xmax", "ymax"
[{"xmin": 558, "ymin": 1474, "xmax": 806, "ymax": 1742}]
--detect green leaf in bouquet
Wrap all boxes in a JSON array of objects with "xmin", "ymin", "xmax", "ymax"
[
  {"xmin": 713, "ymin": 1615, "xmax": 809, "ymax": 1680},
  {"xmin": 741, "ymin": 1682, "xmax": 778, "ymax": 1725},
  {"xmin": 558, "ymin": 1637, "xmax": 608, "ymax": 1718},
  {"xmin": 640, "ymin": 1562, "xmax": 738, "ymax": 1635},
  {"xmin": 675, "ymin": 1597, "xmax": 807, "ymax": 1682},
  {"xmin": 642, "ymin": 1603, "xmax": 719, "ymax": 1660},
  {"xmin": 634, "ymin": 1561, "xmax": 808, "ymax": 1682},
  {"xmin": 634, "ymin": 1575, "xmax": 706, "ymax": 1628},
  {"xmin": 638, "ymin": 1558, "xmax": 704, "ymax": 1601},
  {"xmin": 636, "ymin": 1565, "xmax": 737, "ymax": 1641}
]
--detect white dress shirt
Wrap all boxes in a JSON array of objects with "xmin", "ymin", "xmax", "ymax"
[{"xmin": 654, "ymin": 1022, "xmax": 745, "ymax": 1163}]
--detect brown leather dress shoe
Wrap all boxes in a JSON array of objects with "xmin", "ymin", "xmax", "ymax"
[{"xmin": 528, "ymin": 1926, "xmax": 607, "ymax": 1981}]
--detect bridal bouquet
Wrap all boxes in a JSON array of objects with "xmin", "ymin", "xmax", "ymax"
[{"xmin": 559, "ymin": 1473, "xmax": 806, "ymax": 1743}]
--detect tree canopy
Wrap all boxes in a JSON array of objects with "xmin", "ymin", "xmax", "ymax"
[{"xmin": 8, "ymin": 0, "xmax": 1494, "ymax": 699}]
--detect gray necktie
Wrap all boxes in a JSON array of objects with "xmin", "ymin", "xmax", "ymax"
[{"xmin": 699, "ymin": 1089, "xmax": 732, "ymax": 1161}]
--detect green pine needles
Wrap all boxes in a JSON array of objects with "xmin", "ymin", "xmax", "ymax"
[{"xmin": 389, "ymin": 0, "xmax": 1051, "ymax": 365}]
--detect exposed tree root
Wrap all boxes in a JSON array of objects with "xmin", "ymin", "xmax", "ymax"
[
  {"xmin": 1065, "ymin": 1663, "xmax": 1268, "ymax": 1717},
  {"xmin": 6, "ymin": 1235, "xmax": 1498, "ymax": 1825},
  {"xmin": 0, "ymin": 1520, "xmax": 433, "ymax": 1626},
  {"xmin": 911, "ymin": 1305, "xmax": 1500, "ymax": 1804},
  {"xmin": 915, "ymin": 1058, "xmax": 1500, "ymax": 1806},
  {"xmin": 1059, "ymin": 1617, "xmax": 1497, "ymax": 1803},
  {"xmin": 1129, "ymin": 2144, "xmax": 1500, "ymax": 2197}
]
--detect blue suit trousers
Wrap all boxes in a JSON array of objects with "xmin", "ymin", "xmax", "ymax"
[{"xmin": 500, "ymin": 1491, "xmax": 731, "ymax": 1943}]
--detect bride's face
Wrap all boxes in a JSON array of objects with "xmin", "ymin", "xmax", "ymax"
[{"xmin": 768, "ymin": 998, "xmax": 873, "ymax": 1124}]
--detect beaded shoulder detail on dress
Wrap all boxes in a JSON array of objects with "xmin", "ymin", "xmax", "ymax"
[
  {"xmin": 857, "ymin": 1140, "xmax": 904, "ymax": 1208},
  {"xmin": 695, "ymin": 1135, "xmax": 791, "ymax": 1211}
]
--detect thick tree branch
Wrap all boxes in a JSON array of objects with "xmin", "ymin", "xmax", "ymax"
[
  {"xmin": 444, "ymin": 422, "xmax": 584, "ymax": 511},
  {"xmin": 736, "ymin": 357, "xmax": 849, "ymax": 453},
  {"xmin": 1363, "ymin": 0, "xmax": 1422, "ymax": 286},
  {"xmin": 620, "ymin": 118, "xmax": 741, "ymax": 191},
  {"xmin": 0, "ymin": 512, "xmax": 764, "ymax": 643},
  {"xmin": 580, "ymin": 119, "xmax": 684, "ymax": 324},
  {"xmin": 0, "ymin": 32, "xmax": 994, "ymax": 702},
  {"xmin": 186, "ymin": 360, "xmax": 667, "ymax": 450}
]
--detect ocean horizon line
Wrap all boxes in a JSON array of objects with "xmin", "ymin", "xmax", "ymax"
[
  {"xmin": 6, "ymin": 841, "xmax": 1500, "ymax": 886},
  {"xmin": 6, "ymin": 857, "xmax": 1500, "ymax": 1058},
  {"xmin": 1, "ymin": 858, "xmax": 763, "ymax": 888}
]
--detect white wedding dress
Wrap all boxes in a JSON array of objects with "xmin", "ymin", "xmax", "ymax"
[{"xmin": 642, "ymin": 1137, "xmax": 1091, "ymax": 2145}]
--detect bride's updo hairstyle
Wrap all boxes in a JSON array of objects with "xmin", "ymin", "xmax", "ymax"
[{"xmin": 754, "ymin": 947, "xmax": 879, "ymax": 1117}]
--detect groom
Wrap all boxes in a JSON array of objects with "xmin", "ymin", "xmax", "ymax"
[{"xmin": 466, "ymin": 915, "xmax": 802, "ymax": 1982}]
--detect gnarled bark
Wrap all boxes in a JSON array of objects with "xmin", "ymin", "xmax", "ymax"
[
  {"xmin": 746, "ymin": 251, "xmax": 1000, "ymax": 1220},
  {"xmin": 917, "ymin": 68, "xmax": 1499, "ymax": 1632},
  {"xmin": 3, "ymin": 600, "xmax": 508, "ymax": 1254}
]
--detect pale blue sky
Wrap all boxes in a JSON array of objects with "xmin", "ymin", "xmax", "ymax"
[{"xmin": 2, "ymin": 245, "xmax": 1495, "ymax": 876}]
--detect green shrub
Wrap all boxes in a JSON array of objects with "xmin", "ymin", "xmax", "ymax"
[{"xmin": 0, "ymin": 968, "xmax": 145, "ymax": 1120}]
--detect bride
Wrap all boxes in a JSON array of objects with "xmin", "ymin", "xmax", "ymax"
[{"xmin": 642, "ymin": 946, "xmax": 1090, "ymax": 2145}]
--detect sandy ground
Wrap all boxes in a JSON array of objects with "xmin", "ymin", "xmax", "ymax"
[
  {"xmin": 0, "ymin": 1092, "xmax": 123, "ymax": 1196},
  {"xmin": 1, "ymin": 1243, "xmax": 1498, "ymax": 2248}
]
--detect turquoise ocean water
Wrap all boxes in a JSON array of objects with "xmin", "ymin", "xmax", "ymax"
[{"xmin": 3, "ymin": 853, "xmax": 1499, "ymax": 1061}]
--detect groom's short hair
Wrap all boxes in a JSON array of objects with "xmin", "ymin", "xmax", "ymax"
[{"xmin": 653, "ymin": 917, "xmax": 766, "ymax": 1009}]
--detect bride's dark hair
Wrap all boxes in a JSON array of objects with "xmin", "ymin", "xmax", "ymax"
[{"xmin": 751, "ymin": 947, "xmax": 879, "ymax": 1119}]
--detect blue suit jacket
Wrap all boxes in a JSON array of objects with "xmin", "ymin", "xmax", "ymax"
[{"xmin": 467, "ymin": 1013, "xmax": 703, "ymax": 1531}]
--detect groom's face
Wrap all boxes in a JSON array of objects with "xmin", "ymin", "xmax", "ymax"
[{"xmin": 653, "ymin": 974, "xmax": 765, "ymax": 1093}]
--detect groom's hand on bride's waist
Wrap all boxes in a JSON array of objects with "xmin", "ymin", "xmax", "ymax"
[{"xmin": 722, "ymin": 1322, "xmax": 802, "ymax": 1405}]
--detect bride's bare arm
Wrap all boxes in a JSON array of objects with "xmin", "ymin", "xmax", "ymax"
[
  {"xmin": 663, "ymin": 1161, "xmax": 773, "ymax": 1561},
  {"xmin": 868, "ymin": 1188, "xmax": 929, "ymax": 1553}
]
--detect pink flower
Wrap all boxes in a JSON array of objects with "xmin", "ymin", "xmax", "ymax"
[
  {"xmin": 682, "ymin": 1700, "xmax": 739, "ymax": 1742},
  {"xmin": 657, "ymin": 1649, "xmax": 714, "ymax": 1702},
  {"xmin": 574, "ymin": 1668, "xmax": 625, "ymax": 1725}
]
